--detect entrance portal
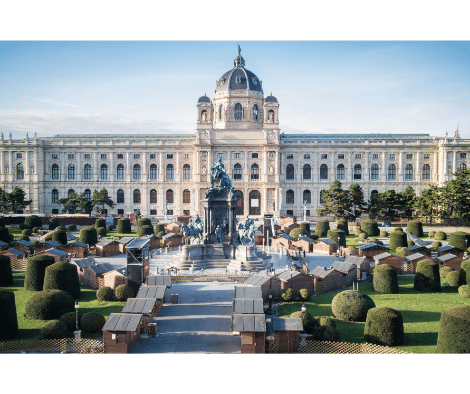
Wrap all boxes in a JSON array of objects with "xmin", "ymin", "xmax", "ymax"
[{"xmin": 249, "ymin": 190, "xmax": 261, "ymax": 216}]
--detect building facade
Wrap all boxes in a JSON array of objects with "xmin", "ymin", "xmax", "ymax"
[{"xmin": 1, "ymin": 49, "xmax": 469, "ymax": 220}]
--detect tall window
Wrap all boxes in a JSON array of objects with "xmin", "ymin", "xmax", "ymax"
[
  {"xmin": 68, "ymin": 189, "xmax": 75, "ymax": 196},
  {"xmin": 354, "ymin": 164, "xmax": 362, "ymax": 180},
  {"xmin": 117, "ymin": 189, "xmax": 124, "ymax": 204},
  {"xmin": 253, "ymin": 104, "xmax": 259, "ymax": 120},
  {"xmin": 166, "ymin": 164, "xmax": 174, "ymax": 180},
  {"xmin": 286, "ymin": 189, "xmax": 294, "ymax": 204},
  {"xmin": 183, "ymin": 164, "xmax": 191, "ymax": 180},
  {"xmin": 303, "ymin": 164, "xmax": 311, "ymax": 180},
  {"xmin": 100, "ymin": 164, "xmax": 108, "ymax": 180},
  {"xmin": 336, "ymin": 164, "xmax": 345, "ymax": 180},
  {"xmin": 51, "ymin": 189, "xmax": 59, "ymax": 203},
  {"xmin": 149, "ymin": 164, "xmax": 158, "ymax": 180},
  {"xmin": 370, "ymin": 190, "xmax": 379, "ymax": 202},
  {"xmin": 219, "ymin": 105, "xmax": 223, "ymax": 120},
  {"xmin": 133, "ymin": 189, "xmax": 141, "ymax": 204},
  {"xmin": 51, "ymin": 164, "xmax": 59, "ymax": 180},
  {"xmin": 286, "ymin": 164, "xmax": 295, "ymax": 180},
  {"xmin": 388, "ymin": 164, "xmax": 396, "ymax": 180},
  {"xmin": 320, "ymin": 190, "xmax": 326, "ymax": 204},
  {"xmin": 422, "ymin": 164, "xmax": 430, "ymax": 180},
  {"xmin": 267, "ymin": 110, "xmax": 275, "ymax": 122},
  {"xmin": 150, "ymin": 189, "xmax": 157, "ymax": 204},
  {"xmin": 460, "ymin": 163, "xmax": 467, "ymax": 171},
  {"xmin": 116, "ymin": 164, "xmax": 124, "ymax": 180},
  {"xmin": 370, "ymin": 164, "xmax": 379, "ymax": 180},
  {"xmin": 166, "ymin": 189, "xmax": 174, "ymax": 203},
  {"xmin": 251, "ymin": 163, "xmax": 259, "ymax": 180},
  {"xmin": 133, "ymin": 164, "xmax": 141, "ymax": 180},
  {"xmin": 234, "ymin": 103, "xmax": 243, "ymax": 120},
  {"xmin": 84, "ymin": 164, "xmax": 92, "ymax": 180},
  {"xmin": 183, "ymin": 189, "xmax": 191, "ymax": 204},
  {"xmin": 320, "ymin": 164, "xmax": 328, "ymax": 180},
  {"xmin": 303, "ymin": 189, "xmax": 311, "ymax": 204},
  {"xmin": 405, "ymin": 164, "xmax": 413, "ymax": 180},
  {"xmin": 84, "ymin": 189, "xmax": 92, "ymax": 201},
  {"xmin": 16, "ymin": 163, "xmax": 24, "ymax": 180},
  {"xmin": 68, "ymin": 164, "xmax": 75, "ymax": 180},
  {"xmin": 233, "ymin": 163, "xmax": 242, "ymax": 180}
]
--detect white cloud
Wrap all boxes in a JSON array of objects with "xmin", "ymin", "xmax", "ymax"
[{"xmin": 22, "ymin": 96, "xmax": 79, "ymax": 108}]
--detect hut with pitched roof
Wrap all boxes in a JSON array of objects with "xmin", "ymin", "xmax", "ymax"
[
  {"xmin": 102, "ymin": 313, "xmax": 144, "ymax": 353},
  {"xmin": 437, "ymin": 253, "xmax": 463, "ymax": 271},
  {"xmin": 308, "ymin": 266, "xmax": 344, "ymax": 294},
  {"xmin": 243, "ymin": 274, "xmax": 282, "ymax": 302}
]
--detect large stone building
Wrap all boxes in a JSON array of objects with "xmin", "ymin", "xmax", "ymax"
[{"xmin": 1, "ymin": 48, "xmax": 469, "ymax": 220}]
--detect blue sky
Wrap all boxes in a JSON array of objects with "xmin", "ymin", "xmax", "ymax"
[{"xmin": 1, "ymin": 41, "xmax": 469, "ymax": 139}]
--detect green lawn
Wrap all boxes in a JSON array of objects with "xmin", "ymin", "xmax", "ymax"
[
  {"xmin": 277, "ymin": 277, "xmax": 470, "ymax": 354},
  {"xmin": 1, "ymin": 272, "xmax": 125, "ymax": 341},
  {"xmin": 345, "ymin": 234, "xmax": 362, "ymax": 249}
]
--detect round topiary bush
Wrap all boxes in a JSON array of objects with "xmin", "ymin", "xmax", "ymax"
[
  {"xmin": 414, "ymin": 259, "xmax": 441, "ymax": 292},
  {"xmin": 315, "ymin": 220, "xmax": 330, "ymax": 237},
  {"xmin": 68, "ymin": 224, "xmax": 77, "ymax": 231},
  {"xmin": 0, "ymin": 227, "xmax": 10, "ymax": 244},
  {"xmin": 380, "ymin": 230, "xmax": 388, "ymax": 238},
  {"xmin": 458, "ymin": 285, "xmax": 470, "ymax": 298},
  {"xmin": 446, "ymin": 271, "xmax": 460, "ymax": 287},
  {"xmin": 290, "ymin": 310, "xmax": 318, "ymax": 334},
  {"xmin": 94, "ymin": 219, "xmax": 106, "ymax": 229},
  {"xmin": 281, "ymin": 288, "xmax": 297, "ymax": 302},
  {"xmin": 80, "ymin": 312, "xmax": 106, "ymax": 333},
  {"xmin": 0, "ymin": 255, "xmax": 13, "ymax": 287},
  {"xmin": 33, "ymin": 239, "xmax": 40, "ymax": 246},
  {"xmin": 319, "ymin": 316, "xmax": 336, "ymax": 328},
  {"xmin": 24, "ymin": 215, "xmax": 42, "ymax": 229},
  {"xmin": 440, "ymin": 266, "xmax": 454, "ymax": 279},
  {"xmin": 434, "ymin": 231, "xmax": 447, "ymax": 241},
  {"xmin": 80, "ymin": 227, "xmax": 98, "ymax": 246},
  {"xmin": 117, "ymin": 218, "xmax": 131, "ymax": 234},
  {"xmin": 309, "ymin": 233, "xmax": 318, "ymax": 240},
  {"xmin": 96, "ymin": 227, "xmax": 107, "ymax": 237},
  {"xmin": 432, "ymin": 241, "xmax": 442, "ymax": 249},
  {"xmin": 0, "ymin": 290, "xmax": 18, "ymax": 340},
  {"xmin": 106, "ymin": 224, "xmax": 115, "ymax": 231},
  {"xmin": 406, "ymin": 220, "xmax": 424, "ymax": 237},
  {"xmin": 364, "ymin": 307, "xmax": 404, "ymax": 346},
  {"xmin": 395, "ymin": 247, "xmax": 407, "ymax": 257},
  {"xmin": 373, "ymin": 264, "xmax": 399, "ymax": 294},
  {"xmin": 360, "ymin": 220, "xmax": 380, "ymax": 237},
  {"xmin": 19, "ymin": 223, "xmax": 27, "ymax": 230},
  {"xmin": 394, "ymin": 227, "xmax": 404, "ymax": 232},
  {"xmin": 24, "ymin": 255, "xmax": 56, "ymax": 291},
  {"xmin": 40, "ymin": 320, "xmax": 69, "ymax": 339},
  {"xmin": 52, "ymin": 230, "xmax": 67, "ymax": 245},
  {"xmin": 137, "ymin": 218, "xmax": 152, "ymax": 228},
  {"xmin": 49, "ymin": 217, "xmax": 61, "ymax": 230},
  {"xmin": 138, "ymin": 224, "xmax": 154, "ymax": 237},
  {"xmin": 459, "ymin": 260, "xmax": 470, "ymax": 286},
  {"xmin": 96, "ymin": 286, "xmax": 113, "ymax": 301},
  {"xmin": 436, "ymin": 305, "xmax": 470, "ymax": 353},
  {"xmin": 59, "ymin": 311, "xmax": 81, "ymax": 331},
  {"xmin": 32, "ymin": 226, "xmax": 40, "ymax": 233},
  {"xmin": 22, "ymin": 228, "xmax": 32, "ymax": 236},
  {"xmin": 57, "ymin": 226, "xmax": 65, "ymax": 231},
  {"xmin": 289, "ymin": 227, "xmax": 308, "ymax": 239},
  {"xmin": 389, "ymin": 231, "xmax": 407, "ymax": 252},
  {"xmin": 43, "ymin": 262, "xmax": 81, "ymax": 299},
  {"xmin": 115, "ymin": 284, "xmax": 134, "ymax": 301},
  {"xmin": 407, "ymin": 240, "xmax": 415, "ymax": 247},
  {"xmin": 25, "ymin": 289, "xmax": 75, "ymax": 320},
  {"xmin": 331, "ymin": 290, "xmax": 376, "ymax": 322},
  {"xmin": 18, "ymin": 235, "xmax": 30, "ymax": 242},
  {"xmin": 359, "ymin": 232, "xmax": 368, "ymax": 240},
  {"xmin": 322, "ymin": 325, "xmax": 341, "ymax": 342},
  {"xmin": 428, "ymin": 231, "xmax": 436, "ymax": 238},
  {"xmin": 299, "ymin": 289, "xmax": 310, "ymax": 300},
  {"xmin": 156, "ymin": 231, "xmax": 165, "ymax": 239},
  {"xmin": 336, "ymin": 218, "xmax": 349, "ymax": 236},
  {"xmin": 448, "ymin": 231, "xmax": 470, "ymax": 252}
]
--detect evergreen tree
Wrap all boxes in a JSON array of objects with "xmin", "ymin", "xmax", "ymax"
[
  {"xmin": 376, "ymin": 190, "xmax": 404, "ymax": 222},
  {"xmin": 316, "ymin": 180, "xmax": 351, "ymax": 219},
  {"xmin": 0, "ymin": 187, "xmax": 32, "ymax": 214},
  {"xmin": 400, "ymin": 186, "xmax": 416, "ymax": 220},
  {"xmin": 441, "ymin": 168, "xmax": 470, "ymax": 225},
  {"xmin": 348, "ymin": 183, "xmax": 366, "ymax": 220},
  {"xmin": 92, "ymin": 189, "xmax": 115, "ymax": 216},
  {"xmin": 414, "ymin": 185, "xmax": 444, "ymax": 224}
]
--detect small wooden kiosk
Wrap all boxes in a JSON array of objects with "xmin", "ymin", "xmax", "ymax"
[
  {"xmin": 243, "ymin": 274, "xmax": 282, "ymax": 302},
  {"xmin": 146, "ymin": 275, "xmax": 172, "ymax": 288},
  {"xmin": 374, "ymin": 252, "xmax": 406, "ymax": 274},
  {"xmin": 275, "ymin": 270, "xmax": 315, "ymax": 294},
  {"xmin": 118, "ymin": 237, "xmax": 135, "ymax": 254},
  {"xmin": 232, "ymin": 314, "xmax": 266, "ymax": 354},
  {"xmin": 61, "ymin": 240, "xmax": 89, "ymax": 258},
  {"xmin": 271, "ymin": 317, "xmax": 303, "ymax": 353},
  {"xmin": 102, "ymin": 313, "xmax": 143, "ymax": 353},
  {"xmin": 121, "ymin": 298, "xmax": 159, "ymax": 332},
  {"xmin": 437, "ymin": 253, "xmax": 463, "ymax": 271},
  {"xmin": 82, "ymin": 262, "xmax": 115, "ymax": 289},
  {"xmin": 95, "ymin": 239, "xmax": 120, "ymax": 257},
  {"xmin": 37, "ymin": 248, "xmax": 68, "ymax": 263},
  {"xmin": 331, "ymin": 261, "xmax": 357, "ymax": 286},
  {"xmin": 308, "ymin": 266, "xmax": 344, "ymax": 294},
  {"xmin": 405, "ymin": 253, "xmax": 429, "ymax": 273}
]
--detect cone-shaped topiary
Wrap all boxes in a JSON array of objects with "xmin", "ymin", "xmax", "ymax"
[
  {"xmin": 59, "ymin": 311, "xmax": 81, "ymax": 331},
  {"xmin": 52, "ymin": 230, "xmax": 67, "ymax": 245},
  {"xmin": 117, "ymin": 218, "xmax": 131, "ymax": 234},
  {"xmin": 440, "ymin": 266, "xmax": 454, "ymax": 279},
  {"xmin": 406, "ymin": 220, "xmax": 424, "ymax": 237},
  {"xmin": 437, "ymin": 305, "xmax": 470, "ymax": 353},
  {"xmin": 331, "ymin": 290, "xmax": 376, "ymax": 322},
  {"xmin": 414, "ymin": 259, "xmax": 441, "ymax": 292},
  {"xmin": 96, "ymin": 286, "xmax": 113, "ymax": 301},
  {"xmin": 137, "ymin": 218, "xmax": 152, "ymax": 228},
  {"xmin": 289, "ymin": 227, "xmax": 308, "ymax": 239},
  {"xmin": 24, "ymin": 215, "xmax": 42, "ymax": 229},
  {"xmin": 137, "ymin": 224, "xmax": 154, "ymax": 237},
  {"xmin": 25, "ymin": 289, "xmax": 75, "ymax": 320},
  {"xmin": 328, "ymin": 229, "xmax": 346, "ymax": 247},
  {"xmin": 389, "ymin": 231, "xmax": 407, "ymax": 252},
  {"xmin": 32, "ymin": 227, "xmax": 40, "ymax": 233},
  {"xmin": 40, "ymin": 320, "xmax": 68, "ymax": 339},
  {"xmin": 315, "ymin": 220, "xmax": 330, "ymax": 237},
  {"xmin": 360, "ymin": 220, "xmax": 380, "ymax": 237},
  {"xmin": 94, "ymin": 219, "xmax": 106, "ymax": 229},
  {"xmin": 446, "ymin": 271, "xmax": 460, "ymax": 287},
  {"xmin": 154, "ymin": 224, "xmax": 165, "ymax": 235},
  {"xmin": 458, "ymin": 285, "xmax": 470, "ymax": 298},
  {"xmin": 309, "ymin": 233, "xmax": 318, "ymax": 240},
  {"xmin": 106, "ymin": 225, "xmax": 115, "ymax": 231},
  {"xmin": 0, "ymin": 227, "xmax": 10, "ymax": 244},
  {"xmin": 0, "ymin": 255, "xmax": 13, "ymax": 286},
  {"xmin": 380, "ymin": 230, "xmax": 388, "ymax": 238},
  {"xmin": 373, "ymin": 264, "xmax": 399, "ymax": 294},
  {"xmin": 336, "ymin": 218, "xmax": 349, "ymax": 236},
  {"xmin": 434, "ymin": 231, "xmax": 447, "ymax": 240},
  {"xmin": 448, "ymin": 231, "xmax": 470, "ymax": 252},
  {"xmin": 43, "ymin": 261, "xmax": 81, "ymax": 299},
  {"xmin": 24, "ymin": 255, "xmax": 56, "ymax": 291},
  {"xmin": 0, "ymin": 290, "xmax": 18, "ymax": 340},
  {"xmin": 319, "ymin": 316, "xmax": 336, "ymax": 328},
  {"xmin": 290, "ymin": 311, "xmax": 318, "ymax": 334},
  {"xmin": 49, "ymin": 217, "xmax": 61, "ymax": 230},
  {"xmin": 281, "ymin": 288, "xmax": 297, "ymax": 302},
  {"xmin": 407, "ymin": 240, "xmax": 415, "ymax": 247},
  {"xmin": 115, "ymin": 284, "xmax": 134, "ymax": 301},
  {"xmin": 80, "ymin": 227, "xmax": 98, "ymax": 246},
  {"xmin": 80, "ymin": 312, "xmax": 106, "ymax": 333},
  {"xmin": 96, "ymin": 227, "xmax": 107, "ymax": 237},
  {"xmin": 364, "ymin": 307, "xmax": 404, "ymax": 346},
  {"xmin": 459, "ymin": 260, "xmax": 470, "ymax": 286}
]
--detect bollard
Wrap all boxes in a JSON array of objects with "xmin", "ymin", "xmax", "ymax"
[{"xmin": 268, "ymin": 295, "xmax": 273, "ymax": 309}]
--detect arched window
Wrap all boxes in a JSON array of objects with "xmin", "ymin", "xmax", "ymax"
[
  {"xmin": 201, "ymin": 110, "xmax": 208, "ymax": 122},
  {"xmin": 183, "ymin": 164, "xmax": 191, "ymax": 180},
  {"xmin": 133, "ymin": 189, "xmax": 141, "ymax": 204},
  {"xmin": 370, "ymin": 164, "xmax": 379, "ymax": 180},
  {"xmin": 234, "ymin": 103, "xmax": 243, "ymax": 120},
  {"xmin": 422, "ymin": 164, "xmax": 431, "ymax": 180},
  {"xmin": 460, "ymin": 163, "xmax": 467, "ymax": 171},
  {"xmin": 405, "ymin": 164, "xmax": 413, "ymax": 180},
  {"xmin": 354, "ymin": 164, "xmax": 362, "ymax": 180},
  {"xmin": 117, "ymin": 189, "xmax": 124, "ymax": 204},
  {"xmin": 150, "ymin": 189, "xmax": 157, "ymax": 204},
  {"xmin": 286, "ymin": 164, "xmax": 295, "ymax": 180},
  {"xmin": 303, "ymin": 164, "xmax": 311, "ymax": 180},
  {"xmin": 233, "ymin": 163, "xmax": 242, "ymax": 180},
  {"xmin": 303, "ymin": 189, "xmax": 311, "ymax": 204},
  {"xmin": 68, "ymin": 189, "xmax": 75, "ymax": 196},
  {"xmin": 133, "ymin": 164, "xmax": 141, "ymax": 180},
  {"xmin": 67, "ymin": 164, "xmax": 75, "ymax": 180},
  {"xmin": 16, "ymin": 163, "xmax": 24, "ymax": 180},
  {"xmin": 52, "ymin": 189, "xmax": 59, "ymax": 203},
  {"xmin": 116, "ymin": 164, "xmax": 124, "ymax": 180},
  {"xmin": 267, "ymin": 110, "xmax": 275, "ymax": 122},
  {"xmin": 100, "ymin": 164, "xmax": 108, "ymax": 180},
  {"xmin": 149, "ymin": 164, "xmax": 158, "ymax": 180},
  {"xmin": 30, "ymin": 166, "xmax": 34, "ymax": 174},
  {"xmin": 219, "ymin": 105, "xmax": 223, "ymax": 120},
  {"xmin": 320, "ymin": 164, "xmax": 328, "ymax": 180},
  {"xmin": 166, "ymin": 189, "xmax": 174, "ymax": 203},
  {"xmin": 51, "ymin": 164, "xmax": 59, "ymax": 180},
  {"xmin": 336, "ymin": 164, "xmax": 345, "ymax": 180},
  {"xmin": 286, "ymin": 189, "xmax": 294, "ymax": 204},
  {"xmin": 84, "ymin": 189, "xmax": 92, "ymax": 201},
  {"xmin": 388, "ymin": 164, "xmax": 396, "ymax": 180},
  {"xmin": 84, "ymin": 164, "xmax": 92, "ymax": 180},
  {"xmin": 251, "ymin": 163, "xmax": 259, "ymax": 180},
  {"xmin": 183, "ymin": 189, "xmax": 191, "ymax": 204},
  {"xmin": 370, "ymin": 190, "xmax": 379, "ymax": 202},
  {"xmin": 253, "ymin": 104, "xmax": 259, "ymax": 120},
  {"xmin": 320, "ymin": 190, "xmax": 326, "ymax": 204},
  {"xmin": 166, "ymin": 164, "xmax": 174, "ymax": 180}
]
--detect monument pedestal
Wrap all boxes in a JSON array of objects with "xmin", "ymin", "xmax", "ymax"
[{"xmin": 212, "ymin": 244, "xmax": 226, "ymax": 259}]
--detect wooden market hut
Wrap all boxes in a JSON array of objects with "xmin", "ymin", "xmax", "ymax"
[
  {"xmin": 136, "ymin": 285, "xmax": 167, "ymax": 301},
  {"xmin": 437, "ymin": 254, "xmax": 463, "ymax": 271},
  {"xmin": 330, "ymin": 261, "xmax": 357, "ymax": 286},
  {"xmin": 234, "ymin": 285, "xmax": 263, "ymax": 300},
  {"xmin": 102, "ymin": 269, "xmax": 127, "ymax": 290},
  {"xmin": 70, "ymin": 257, "xmax": 97, "ymax": 281},
  {"xmin": 275, "ymin": 270, "xmax": 315, "ymax": 294},
  {"xmin": 142, "ymin": 234, "xmax": 160, "ymax": 250},
  {"xmin": 291, "ymin": 235, "xmax": 315, "ymax": 253},
  {"xmin": 0, "ymin": 240, "xmax": 9, "ymax": 251},
  {"xmin": 407, "ymin": 233, "xmax": 432, "ymax": 247},
  {"xmin": 405, "ymin": 244, "xmax": 432, "ymax": 257},
  {"xmin": 343, "ymin": 255, "xmax": 370, "ymax": 279},
  {"xmin": 82, "ymin": 262, "xmax": 115, "ymax": 289},
  {"xmin": 146, "ymin": 275, "xmax": 172, "ymax": 288},
  {"xmin": 121, "ymin": 298, "xmax": 159, "ymax": 332},
  {"xmin": 165, "ymin": 222, "xmax": 183, "ymax": 234},
  {"xmin": 233, "ymin": 298, "xmax": 264, "ymax": 315},
  {"xmin": 61, "ymin": 240, "xmax": 89, "ymax": 258},
  {"xmin": 1, "ymin": 248, "xmax": 27, "ymax": 261},
  {"xmin": 312, "ymin": 238, "xmax": 337, "ymax": 255},
  {"xmin": 283, "ymin": 222, "xmax": 299, "ymax": 235},
  {"xmin": 102, "ymin": 313, "xmax": 143, "ymax": 354},
  {"xmin": 243, "ymin": 274, "xmax": 282, "ymax": 302},
  {"xmin": 358, "ymin": 243, "xmax": 390, "ymax": 260},
  {"xmin": 33, "ymin": 240, "xmax": 62, "ymax": 254},
  {"xmin": 278, "ymin": 216, "xmax": 296, "ymax": 226},
  {"xmin": 437, "ymin": 245, "xmax": 464, "ymax": 258},
  {"xmin": 374, "ymin": 252, "xmax": 406, "ymax": 274},
  {"xmin": 95, "ymin": 239, "xmax": 120, "ymax": 257},
  {"xmin": 271, "ymin": 317, "xmax": 303, "ymax": 353},
  {"xmin": 308, "ymin": 266, "xmax": 344, "ymax": 294},
  {"xmin": 161, "ymin": 233, "xmax": 183, "ymax": 248},
  {"xmin": 270, "ymin": 233, "xmax": 292, "ymax": 251},
  {"xmin": 405, "ymin": 253, "xmax": 429, "ymax": 274},
  {"xmin": 232, "ymin": 313, "xmax": 266, "ymax": 354},
  {"xmin": 13, "ymin": 240, "xmax": 35, "ymax": 256},
  {"xmin": 37, "ymin": 248, "xmax": 68, "ymax": 263},
  {"xmin": 118, "ymin": 237, "xmax": 135, "ymax": 254}
]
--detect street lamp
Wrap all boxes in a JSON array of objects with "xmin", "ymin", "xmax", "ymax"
[
  {"xmin": 75, "ymin": 303, "xmax": 79, "ymax": 331},
  {"xmin": 301, "ymin": 304, "xmax": 307, "ymax": 333}
]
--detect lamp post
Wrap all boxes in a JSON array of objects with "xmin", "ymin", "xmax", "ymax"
[
  {"xmin": 74, "ymin": 302, "xmax": 81, "ymax": 340},
  {"xmin": 300, "ymin": 303, "xmax": 307, "ymax": 345}
]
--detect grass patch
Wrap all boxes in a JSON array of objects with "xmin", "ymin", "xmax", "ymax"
[
  {"xmin": 276, "ymin": 276, "xmax": 470, "ymax": 354},
  {"xmin": 345, "ymin": 235, "xmax": 362, "ymax": 249},
  {"xmin": 0, "ymin": 272, "xmax": 124, "ymax": 341}
]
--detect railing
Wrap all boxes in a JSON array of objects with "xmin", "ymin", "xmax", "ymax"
[
  {"xmin": 10, "ymin": 258, "xmax": 27, "ymax": 271},
  {"xmin": 299, "ymin": 340, "xmax": 409, "ymax": 354},
  {"xmin": 0, "ymin": 339, "xmax": 105, "ymax": 354}
]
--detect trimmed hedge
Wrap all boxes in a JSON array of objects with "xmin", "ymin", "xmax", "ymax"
[
  {"xmin": 436, "ymin": 305, "xmax": 470, "ymax": 353},
  {"xmin": 389, "ymin": 231, "xmax": 407, "ymax": 252},
  {"xmin": 96, "ymin": 286, "xmax": 113, "ymax": 301},
  {"xmin": 18, "ymin": 235, "xmax": 30, "ymax": 242},
  {"xmin": 24, "ymin": 255, "xmax": 56, "ymax": 291},
  {"xmin": 59, "ymin": 311, "xmax": 81, "ymax": 331},
  {"xmin": 156, "ymin": 231, "xmax": 165, "ymax": 239},
  {"xmin": 446, "ymin": 271, "xmax": 460, "ymax": 287},
  {"xmin": 458, "ymin": 285, "xmax": 470, "ymax": 298},
  {"xmin": 440, "ymin": 266, "xmax": 454, "ymax": 279},
  {"xmin": 138, "ymin": 224, "xmax": 154, "ymax": 237},
  {"xmin": 115, "ymin": 284, "xmax": 134, "ymax": 301},
  {"xmin": 414, "ymin": 259, "xmax": 441, "ymax": 292},
  {"xmin": 137, "ymin": 218, "xmax": 152, "ymax": 228},
  {"xmin": 25, "ymin": 215, "xmax": 42, "ymax": 229},
  {"xmin": 406, "ymin": 220, "xmax": 424, "ymax": 237},
  {"xmin": 281, "ymin": 288, "xmax": 297, "ymax": 302},
  {"xmin": 80, "ymin": 227, "xmax": 98, "ymax": 246},
  {"xmin": 80, "ymin": 312, "xmax": 106, "ymax": 333},
  {"xmin": 68, "ymin": 224, "xmax": 77, "ymax": 231},
  {"xmin": 331, "ymin": 290, "xmax": 376, "ymax": 322},
  {"xmin": 32, "ymin": 227, "xmax": 40, "ymax": 233},
  {"xmin": 364, "ymin": 307, "xmax": 404, "ymax": 346},
  {"xmin": 309, "ymin": 233, "xmax": 319, "ymax": 240},
  {"xmin": 289, "ymin": 227, "xmax": 308, "ymax": 239},
  {"xmin": 336, "ymin": 219, "xmax": 349, "ymax": 236},
  {"xmin": 428, "ymin": 231, "xmax": 436, "ymax": 238},
  {"xmin": 22, "ymin": 228, "xmax": 32, "ymax": 236},
  {"xmin": 33, "ymin": 239, "xmax": 40, "ymax": 246},
  {"xmin": 459, "ymin": 260, "xmax": 470, "ymax": 286},
  {"xmin": 394, "ymin": 227, "xmax": 404, "ymax": 232},
  {"xmin": 117, "ymin": 218, "xmax": 131, "ymax": 234},
  {"xmin": 0, "ymin": 255, "xmax": 13, "ymax": 286},
  {"xmin": 315, "ymin": 220, "xmax": 330, "ymax": 238},
  {"xmin": 359, "ymin": 232, "xmax": 368, "ymax": 240},
  {"xmin": 448, "ymin": 231, "xmax": 470, "ymax": 251},
  {"xmin": 57, "ymin": 226, "xmax": 65, "ymax": 231},
  {"xmin": 43, "ymin": 262, "xmax": 81, "ymax": 299},
  {"xmin": 407, "ymin": 240, "xmax": 415, "ymax": 247},
  {"xmin": 432, "ymin": 241, "xmax": 442, "ymax": 249},
  {"xmin": 40, "ymin": 320, "xmax": 68, "ymax": 339},
  {"xmin": 95, "ymin": 219, "xmax": 106, "ymax": 229},
  {"xmin": 96, "ymin": 227, "xmax": 107, "ymax": 237},
  {"xmin": 434, "ymin": 231, "xmax": 447, "ymax": 241},
  {"xmin": 290, "ymin": 311, "xmax": 318, "ymax": 334},
  {"xmin": 52, "ymin": 230, "xmax": 67, "ymax": 245},
  {"xmin": 327, "ymin": 229, "xmax": 346, "ymax": 247},
  {"xmin": 373, "ymin": 264, "xmax": 399, "ymax": 294},
  {"xmin": 154, "ymin": 224, "xmax": 165, "ymax": 234},
  {"xmin": 0, "ymin": 290, "xmax": 18, "ymax": 340},
  {"xmin": 319, "ymin": 316, "xmax": 336, "ymax": 328},
  {"xmin": 380, "ymin": 230, "xmax": 388, "ymax": 238},
  {"xmin": 49, "ymin": 217, "xmax": 61, "ymax": 230},
  {"xmin": 0, "ymin": 227, "xmax": 10, "ymax": 244},
  {"xmin": 299, "ymin": 289, "xmax": 310, "ymax": 300},
  {"xmin": 322, "ymin": 325, "xmax": 341, "ymax": 342},
  {"xmin": 360, "ymin": 220, "xmax": 380, "ymax": 237},
  {"xmin": 395, "ymin": 247, "xmax": 407, "ymax": 257},
  {"xmin": 25, "ymin": 290, "xmax": 75, "ymax": 320},
  {"xmin": 106, "ymin": 225, "xmax": 115, "ymax": 231},
  {"xmin": 0, "ymin": 217, "xmax": 5, "ymax": 227}
]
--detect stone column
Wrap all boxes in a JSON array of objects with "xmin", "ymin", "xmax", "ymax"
[
  {"xmin": 142, "ymin": 152, "xmax": 147, "ymax": 180},
  {"xmin": 416, "ymin": 150, "xmax": 421, "ymax": 182},
  {"xmin": 381, "ymin": 152, "xmax": 386, "ymax": 182},
  {"xmin": 77, "ymin": 152, "xmax": 82, "ymax": 182},
  {"xmin": 275, "ymin": 150, "xmax": 280, "ymax": 183},
  {"xmin": 347, "ymin": 152, "xmax": 352, "ymax": 182},
  {"xmin": 398, "ymin": 152, "xmax": 403, "ymax": 182},
  {"xmin": 452, "ymin": 150, "xmax": 457, "ymax": 174},
  {"xmin": 61, "ymin": 152, "xmax": 66, "ymax": 182},
  {"xmin": 433, "ymin": 151, "xmax": 438, "ymax": 183},
  {"xmin": 364, "ymin": 152, "xmax": 369, "ymax": 182},
  {"xmin": 109, "ymin": 151, "xmax": 114, "ymax": 180},
  {"xmin": 175, "ymin": 152, "xmax": 180, "ymax": 182},
  {"xmin": 159, "ymin": 152, "xmax": 163, "ymax": 179}
]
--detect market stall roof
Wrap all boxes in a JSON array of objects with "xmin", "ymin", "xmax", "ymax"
[{"xmin": 102, "ymin": 313, "xmax": 143, "ymax": 332}]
